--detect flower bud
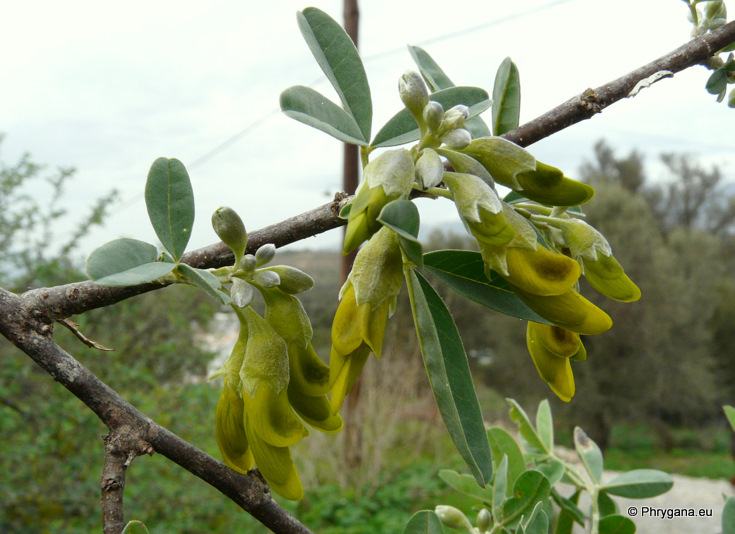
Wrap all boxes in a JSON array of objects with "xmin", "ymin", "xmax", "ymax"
[
  {"xmin": 441, "ymin": 128, "xmax": 472, "ymax": 149},
  {"xmin": 477, "ymin": 508, "xmax": 492, "ymax": 532},
  {"xmin": 423, "ymin": 101, "xmax": 444, "ymax": 131},
  {"xmin": 399, "ymin": 71, "xmax": 430, "ymax": 122},
  {"xmin": 442, "ymin": 104, "xmax": 469, "ymax": 130},
  {"xmin": 255, "ymin": 243, "xmax": 276, "ymax": 266},
  {"xmin": 435, "ymin": 505, "xmax": 474, "ymax": 532},
  {"xmin": 212, "ymin": 206, "xmax": 247, "ymax": 262},
  {"xmin": 264, "ymin": 265, "xmax": 314, "ymax": 294},
  {"xmin": 415, "ymin": 148, "xmax": 444, "ymax": 189},
  {"xmin": 706, "ymin": 1, "xmax": 725, "ymax": 19},
  {"xmin": 240, "ymin": 254, "xmax": 257, "ymax": 271}
]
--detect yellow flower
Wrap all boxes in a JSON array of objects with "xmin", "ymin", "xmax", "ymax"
[
  {"xmin": 330, "ymin": 226, "xmax": 403, "ymax": 413},
  {"xmin": 526, "ymin": 322, "xmax": 586, "ymax": 402}
]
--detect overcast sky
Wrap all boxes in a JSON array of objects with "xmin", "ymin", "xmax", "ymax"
[{"xmin": 2, "ymin": 0, "xmax": 733, "ymax": 260}]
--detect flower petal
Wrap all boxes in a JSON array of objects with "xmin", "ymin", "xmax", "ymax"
[
  {"xmin": 244, "ymin": 424, "xmax": 304, "ymax": 501},
  {"xmin": 215, "ymin": 383, "xmax": 254, "ymax": 473},
  {"xmin": 503, "ymin": 246, "xmax": 581, "ymax": 296},
  {"xmin": 529, "ymin": 322, "xmax": 581, "ymax": 358},
  {"xmin": 582, "ymin": 255, "xmax": 641, "ymax": 303},
  {"xmin": 243, "ymin": 383, "xmax": 308, "ymax": 448},
  {"xmin": 527, "ymin": 323, "xmax": 575, "ymax": 402},
  {"xmin": 288, "ymin": 386, "xmax": 344, "ymax": 433},
  {"xmin": 329, "ymin": 344, "xmax": 371, "ymax": 414}
]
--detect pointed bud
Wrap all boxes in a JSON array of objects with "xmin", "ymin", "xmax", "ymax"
[
  {"xmin": 212, "ymin": 206, "xmax": 247, "ymax": 262},
  {"xmin": 435, "ymin": 505, "xmax": 474, "ymax": 532},
  {"xmin": 423, "ymin": 101, "xmax": 444, "ymax": 132},
  {"xmin": 441, "ymin": 128, "xmax": 472, "ymax": 149},
  {"xmin": 399, "ymin": 71, "xmax": 430, "ymax": 122},
  {"xmin": 255, "ymin": 243, "xmax": 276, "ymax": 266}
]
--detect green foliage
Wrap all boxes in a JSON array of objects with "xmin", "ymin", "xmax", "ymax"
[{"xmin": 421, "ymin": 400, "xmax": 673, "ymax": 534}]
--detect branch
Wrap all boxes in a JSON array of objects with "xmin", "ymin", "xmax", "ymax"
[
  {"xmin": 502, "ymin": 20, "xmax": 735, "ymax": 147},
  {"xmin": 0, "ymin": 288, "xmax": 314, "ymax": 534}
]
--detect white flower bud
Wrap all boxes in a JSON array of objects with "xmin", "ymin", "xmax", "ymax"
[
  {"xmin": 399, "ymin": 71, "xmax": 430, "ymax": 119},
  {"xmin": 252, "ymin": 269, "xmax": 280, "ymax": 288},
  {"xmin": 415, "ymin": 148, "xmax": 444, "ymax": 189},
  {"xmin": 231, "ymin": 278, "xmax": 255, "ymax": 308},
  {"xmin": 441, "ymin": 128, "xmax": 472, "ymax": 149},
  {"xmin": 240, "ymin": 254, "xmax": 257, "ymax": 272},
  {"xmin": 442, "ymin": 104, "xmax": 469, "ymax": 130},
  {"xmin": 423, "ymin": 101, "xmax": 444, "ymax": 132}
]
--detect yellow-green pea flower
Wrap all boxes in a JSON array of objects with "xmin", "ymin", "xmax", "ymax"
[
  {"xmin": 557, "ymin": 218, "xmax": 641, "ymax": 302},
  {"xmin": 343, "ymin": 149, "xmax": 415, "ymax": 254},
  {"xmin": 211, "ymin": 306, "xmax": 307, "ymax": 501},
  {"xmin": 511, "ymin": 284, "xmax": 613, "ymax": 335},
  {"xmin": 330, "ymin": 227, "xmax": 403, "ymax": 413},
  {"xmin": 260, "ymin": 287, "xmax": 343, "ymax": 433},
  {"xmin": 526, "ymin": 322, "xmax": 584, "ymax": 402},
  {"xmin": 443, "ymin": 172, "xmax": 515, "ymax": 247}
]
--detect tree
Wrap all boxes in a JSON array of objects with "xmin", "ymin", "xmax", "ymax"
[{"xmin": 2, "ymin": 5, "xmax": 735, "ymax": 534}]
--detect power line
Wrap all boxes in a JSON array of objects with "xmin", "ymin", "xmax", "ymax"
[{"xmin": 111, "ymin": 0, "xmax": 578, "ymax": 215}]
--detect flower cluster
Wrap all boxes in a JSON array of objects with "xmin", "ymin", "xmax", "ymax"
[
  {"xmin": 209, "ymin": 208, "xmax": 340, "ymax": 500},
  {"xmin": 333, "ymin": 71, "xmax": 640, "ymax": 405}
]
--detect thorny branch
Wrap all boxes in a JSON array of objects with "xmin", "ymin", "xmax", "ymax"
[{"xmin": 2, "ymin": 21, "xmax": 735, "ymax": 534}]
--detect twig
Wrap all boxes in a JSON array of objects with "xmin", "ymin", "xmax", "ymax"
[
  {"xmin": 0, "ymin": 288, "xmax": 314, "ymax": 534},
  {"xmin": 502, "ymin": 20, "xmax": 735, "ymax": 148},
  {"xmin": 58, "ymin": 317, "xmax": 113, "ymax": 351}
]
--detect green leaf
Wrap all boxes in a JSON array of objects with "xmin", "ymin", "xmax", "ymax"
[
  {"xmin": 598, "ymin": 515, "xmax": 636, "ymax": 534},
  {"xmin": 501, "ymin": 470, "xmax": 551, "ymax": 528},
  {"xmin": 493, "ymin": 456, "xmax": 509, "ymax": 512},
  {"xmin": 145, "ymin": 157, "xmax": 195, "ymax": 261},
  {"xmin": 723, "ymin": 496, "xmax": 735, "ymax": 534},
  {"xmin": 177, "ymin": 264, "xmax": 229, "ymax": 304},
  {"xmin": 280, "ymin": 85, "xmax": 367, "ymax": 145},
  {"xmin": 706, "ymin": 68, "xmax": 728, "ymax": 95},
  {"xmin": 86, "ymin": 238, "xmax": 176, "ymax": 286},
  {"xmin": 536, "ymin": 459, "xmax": 565, "ymax": 486},
  {"xmin": 422, "ymin": 250, "xmax": 551, "ymax": 324},
  {"xmin": 551, "ymin": 489, "xmax": 585, "ymax": 530},
  {"xmin": 372, "ymin": 86, "xmax": 491, "ymax": 147},
  {"xmin": 378, "ymin": 199, "xmax": 423, "ymax": 267},
  {"xmin": 507, "ymin": 399, "xmax": 552, "ymax": 455},
  {"xmin": 724, "ymin": 405, "xmax": 735, "ymax": 432},
  {"xmin": 488, "ymin": 427, "xmax": 526, "ymax": 496},
  {"xmin": 602, "ymin": 469, "xmax": 674, "ymax": 499},
  {"xmin": 406, "ymin": 268, "xmax": 493, "ymax": 486},
  {"xmin": 408, "ymin": 45, "xmax": 454, "ymax": 91},
  {"xmin": 598, "ymin": 490, "xmax": 618, "ymax": 517},
  {"xmin": 439, "ymin": 469, "xmax": 494, "ymax": 505},
  {"xmin": 297, "ymin": 7, "xmax": 371, "ymax": 141},
  {"xmin": 521, "ymin": 502, "xmax": 549, "ymax": 534},
  {"xmin": 574, "ymin": 427, "xmax": 603, "ymax": 483},
  {"xmin": 536, "ymin": 399, "xmax": 553, "ymax": 452},
  {"xmin": 402, "ymin": 510, "xmax": 446, "ymax": 534},
  {"xmin": 492, "ymin": 57, "xmax": 521, "ymax": 136}
]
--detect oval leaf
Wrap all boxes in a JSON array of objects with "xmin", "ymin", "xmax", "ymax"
[
  {"xmin": 177, "ymin": 263, "xmax": 229, "ymax": 305},
  {"xmin": 501, "ymin": 470, "xmax": 551, "ymax": 528},
  {"xmin": 145, "ymin": 157, "xmax": 195, "ymax": 261},
  {"xmin": 723, "ymin": 496, "xmax": 735, "ymax": 534},
  {"xmin": 297, "ymin": 7, "xmax": 371, "ymax": 141},
  {"xmin": 406, "ymin": 268, "xmax": 493, "ymax": 486},
  {"xmin": 574, "ymin": 427, "xmax": 604, "ymax": 483},
  {"xmin": 493, "ymin": 57, "xmax": 521, "ymax": 136},
  {"xmin": 602, "ymin": 469, "xmax": 674, "ymax": 499},
  {"xmin": 378, "ymin": 199, "xmax": 423, "ymax": 267},
  {"xmin": 439, "ymin": 469, "xmax": 494, "ymax": 504},
  {"xmin": 281, "ymin": 86, "xmax": 367, "ymax": 145},
  {"xmin": 86, "ymin": 238, "xmax": 175, "ymax": 286},
  {"xmin": 423, "ymin": 250, "xmax": 551, "ymax": 324},
  {"xmin": 598, "ymin": 515, "xmax": 636, "ymax": 534},
  {"xmin": 402, "ymin": 510, "xmax": 446, "ymax": 534},
  {"xmin": 536, "ymin": 399, "xmax": 553, "ymax": 452},
  {"xmin": 372, "ymin": 86, "xmax": 491, "ymax": 147},
  {"xmin": 506, "ymin": 399, "xmax": 551, "ymax": 455},
  {"xmin": 488, "ymin": 427, "xmax": 526, "ymax": 496}
]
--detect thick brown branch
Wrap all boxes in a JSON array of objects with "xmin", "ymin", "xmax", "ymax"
[
  {"xmin": 502, "ymin": 20, "xmax": 735, "ymax": 147},
  {"xmin": 0, "ymin": 288, "xmax": 314, "ymax": 534}
]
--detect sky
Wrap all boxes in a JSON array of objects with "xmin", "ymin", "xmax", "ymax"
[{"xmin": 2, "ymin": 0, "xmax": 734, "ymax": 261}]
